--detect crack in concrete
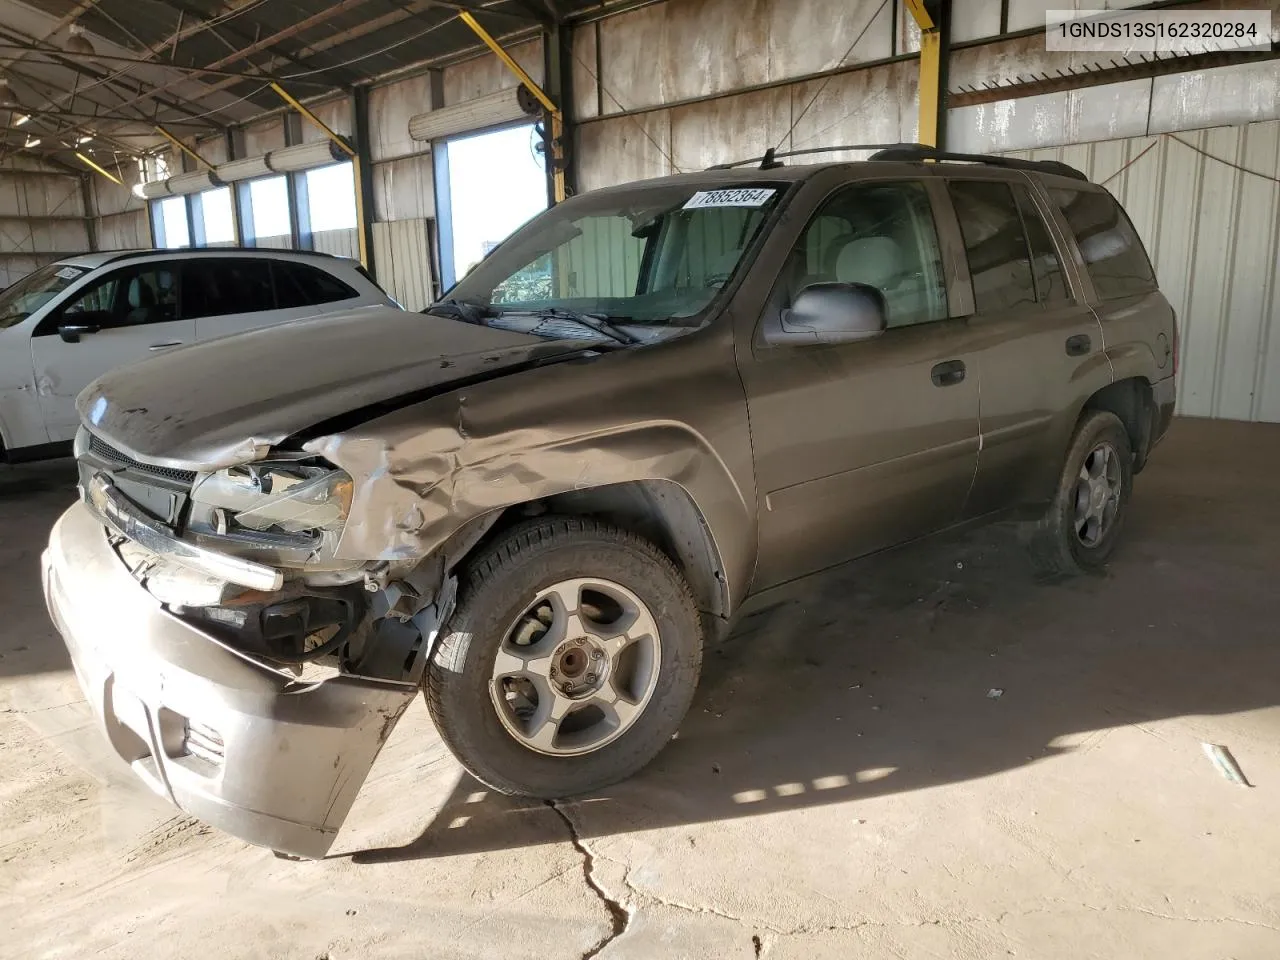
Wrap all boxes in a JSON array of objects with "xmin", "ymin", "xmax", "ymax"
[{"xmin": 546, "ymin": 801, "xmax": 631, "ymax": 959}]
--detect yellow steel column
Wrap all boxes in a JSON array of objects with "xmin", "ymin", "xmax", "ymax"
[
  {"xmin": 917, "ymin": 29, "xmax": 941, "ymax": 148},
  {"xmin": 904, "ymin": 0, "xmax": 941, "ymax": 148},
  {"xmin": 268, "ymin": 81, "xmax": 370, "ymax": 269},
  {"xmin": 456, "ymin": 10, "xmax": 566, "ymax": 204}
]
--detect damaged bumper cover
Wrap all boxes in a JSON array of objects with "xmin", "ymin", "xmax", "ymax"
[{"xmin": 42, "ymin": 501, "xmax": 420, "ymax": 859}]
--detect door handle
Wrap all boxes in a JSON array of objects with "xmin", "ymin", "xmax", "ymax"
[
  {"xmin": 148, "ymin": 341, "xmax": 183, "ymax": 351},
  {"xmin": 1065, "ymin": 334, "xmax": 1092, "ymax": 356},
  {"xmin": 931, "ymin": 359, "xmax": 966, "ymax": 387}
]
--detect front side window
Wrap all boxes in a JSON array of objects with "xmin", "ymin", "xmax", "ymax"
[
  {"xmin": 0, "ymin": 262, "xmax": 86, "ymax": 329},
  {"xmin": 949, "ymin": 180, "xmax": 1037, "ymax": 313},
  {"xmin": 448, "ymin": 182, "xmax": 783, "ymax": 326},
  {"xmin": 1051, "ymin": 187, "xmax": 1156, "ymax": 300},
  {"xmin": 61, "ymin": 266, "xmax": 179, "ymax": 328},
  {"xmin": 182, "ymin": 260, "xmax": 274, "ymax": 318},
  {"xmin": 784, "ymin": 180, "xmax": 948, "ymax": 329}
]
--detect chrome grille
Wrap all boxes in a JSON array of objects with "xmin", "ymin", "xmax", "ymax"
[{"xmin": 88, "ymin": 434, "xmax": 196, "ymax": 485}]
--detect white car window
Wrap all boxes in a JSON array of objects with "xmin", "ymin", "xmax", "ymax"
[{"xmin": 58, "ymin": 266, "xmax": 180, "ymax": 329}]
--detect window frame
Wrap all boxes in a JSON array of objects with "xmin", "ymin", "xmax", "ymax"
[{"xmin": 1009, "ymin": 181, "xmax": 1072, "ymax": 306}]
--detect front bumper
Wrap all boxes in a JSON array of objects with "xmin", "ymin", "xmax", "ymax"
[{"xmin": 42, "ymin": 502, "xmax": 417, "ymax": 859}]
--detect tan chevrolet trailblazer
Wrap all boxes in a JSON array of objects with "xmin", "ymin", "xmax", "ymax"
[{"xmin": 43, "ymin": 145, "xmax": 1176, "ymax": 858}]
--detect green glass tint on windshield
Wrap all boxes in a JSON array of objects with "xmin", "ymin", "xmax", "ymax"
[
  {"xmin": 452, "ymin": 184, "xmax": 782, "ymax": 324},
  {"xmin": 0, "ymin": 262, "xmax": 85, "ymax": 330}
]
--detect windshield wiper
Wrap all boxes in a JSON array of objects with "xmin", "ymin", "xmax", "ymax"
[
  {"xmin": 422, "ymin": 298, "xmax": 496, "ymax": 324},
  {"xmin": 521, "ymin": 307, "xmax": 638, "ymax": 345}
]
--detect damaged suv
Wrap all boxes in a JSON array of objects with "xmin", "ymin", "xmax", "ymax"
[{"xmin": 43, "ymin": 146, "xmax": 1176, "ymax": 858}]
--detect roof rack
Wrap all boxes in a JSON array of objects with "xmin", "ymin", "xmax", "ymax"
[
  {"xmin": 867, "ymin": 144, "xmax": 1089, "ymax": 181},
  {"xmin": 94, "ymin": 246, "xmax": 342, "ymax": 267},
  {"xmin": 708, "ymin": 142, "xmax": 1089, "ymax": 182},
  {"xmin": 708, "ymin": 143, "xmax": 921, "ymax": 170}
]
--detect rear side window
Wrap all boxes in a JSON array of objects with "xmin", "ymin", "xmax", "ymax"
[
  {"xmin": 1011, "ymin": 184, "xmax": 1069, "ymax": 303},
  {"xmin": 273, "ymin": 261, "xmax": 358, "ymax": 309},
  {"xmin": 948, "ymin": 180, "xmax": 1036, "ymax": 313},
  {"xmin": 1051, "ymin": 188, "xmax": 1156, "ymax": 300},
  {"xmin": 182, "ymin": 260, "xmax": 275, "ymax": 318}
]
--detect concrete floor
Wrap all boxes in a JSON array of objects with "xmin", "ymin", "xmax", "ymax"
[{"xmin": 3, "ymin": 417, "xmax": 1279, "ymax": 959}]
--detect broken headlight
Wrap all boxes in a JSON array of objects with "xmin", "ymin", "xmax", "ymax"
[{"xmin": 188, "ymin": 462, "xmax": 356, "ymax": 571}]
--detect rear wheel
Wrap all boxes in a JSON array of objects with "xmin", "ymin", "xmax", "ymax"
[
  {"xmin": 1026, "ymin": 410, "xmax": 1133, "ymax": 576},
  {"xmin": 425, "ymin": 517, "xmax": 703, "ymax": 798}
]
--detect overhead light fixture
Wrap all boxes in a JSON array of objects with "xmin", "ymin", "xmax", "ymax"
[
  {"xmin": 14, "ymin": 114, "xmax": 30, "ymax": 125},
  {"xmin": 66, "ymin": 25, "xmax": 95, "ymax": 57},
  {"xmin": 76, "ymin": 134, "xmax": 92, "ymax": 145},
  {"xmin": 24, "ymin": 137, "xmax": 41, "ymax": 148}
]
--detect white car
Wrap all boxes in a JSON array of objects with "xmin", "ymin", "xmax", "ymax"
[{"xmin": 0, "ymin": 249, "xmax": 395, "ymax": 461}]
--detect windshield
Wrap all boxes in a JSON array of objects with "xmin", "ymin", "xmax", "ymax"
[
  {"xmin": 446, "ymin": 182, "xmax": 784, "ymax": 325},
  {"xmin": 0, "ymin": 262, "xmax": 87, "ymax": 330}
]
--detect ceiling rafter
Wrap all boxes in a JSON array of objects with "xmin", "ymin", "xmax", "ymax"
[
  {"xmin": 101, "ymin": 0, "xmax": 376, "ymax": 120},
  {"xmin": 0, "ymin": 23, "xmax": 235, "ymax": 137},
  {"xmin": 159, "ymin": 0, "xmax": 360, "ymax": 88},
  {"xmin": 1, "ymin": 65, "xmax": 168, "ymax": 155}
]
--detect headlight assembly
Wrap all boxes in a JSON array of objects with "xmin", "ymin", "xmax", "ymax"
[{"xmin": 188, "ymin": 462, "xmax": 356, "ymax": 570}]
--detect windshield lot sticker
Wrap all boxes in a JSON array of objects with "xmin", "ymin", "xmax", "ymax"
[
  {"xmin": 683, "ymin": 188, "xmax": 777, "ymax": 209},
  {"xmin": 55, "ymin": 266, "xmax": 85, "ymax": 280}
]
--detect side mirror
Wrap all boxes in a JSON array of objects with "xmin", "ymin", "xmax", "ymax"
[
  {"xmin": 763, "ymin": 282, "xmax": 887, "ymax": 346},
  {"xmin": 58, "ymin": 312, "xmax": 107, "ymax": 343}
]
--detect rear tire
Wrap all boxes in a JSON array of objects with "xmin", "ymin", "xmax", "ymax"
[
  {"xmin": 1026, "ymin": 410, "xmax": 1133, "ymax": 576},
  {"xmin": 425, "ymin": 516, "xmax": 703, "ymax": 798}
]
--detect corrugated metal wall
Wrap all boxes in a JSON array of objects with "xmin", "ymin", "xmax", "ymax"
[
  {"xmin": 1, "ymin": 166, "xmax": 91, "ymax": 286},
  {"xmin": 1011, "ymin": 119, "xmax": 1280, "ymax": 423},
  {"xmin": 373, "ymin": 218, "xmax": 434, "ymax": 311},
  {"xmin": 312, "ymin": 227, "xmax": 360, "ymax": 260}
]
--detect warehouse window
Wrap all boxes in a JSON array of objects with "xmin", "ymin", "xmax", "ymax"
[
  {"xmin": 192, "ymin": 187, "xmax": 235, "ymax": 246},
  {"xmin": 440, "ymin": 124, "xmax": 547, "ymax": 287},
  {"xmin": 152, "ymin": 196, "xmax": 190, "ymax": 249},
  {"xmin": 242, "ymin": 175, "xmax": 292, "ymax": 247},
  {"xmin": 303, "ymin": 163, "xmax": 357, "ymax": 232},
  {"xmin": 1052, "ymin": 188, "xmax": 1156, "ymax": 300}
]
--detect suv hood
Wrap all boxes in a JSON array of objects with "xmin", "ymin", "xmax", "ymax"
[{"xmin": 78, "ymin": 305, "xmax": 586, "ymax": 470}]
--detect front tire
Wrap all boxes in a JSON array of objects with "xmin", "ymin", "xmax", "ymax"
[
  {"xmin": 1027, "ymin": 410, "xmax": 1134, "ymax": 576},
  {"xmin": 425, "ymin": 517, "xmax": 703, "ymax": 798}
]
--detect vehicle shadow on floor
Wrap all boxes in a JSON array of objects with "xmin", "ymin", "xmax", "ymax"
[
  {"xmin": 350, "ymin": 420, "xmax": 1280, "ymax": 863},
  {"xmin": 0, "ymin": 459, "xmax": 78, "ymax": 679}
]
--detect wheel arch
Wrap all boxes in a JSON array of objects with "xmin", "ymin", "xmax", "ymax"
[
  {"xmin": 1081, "ymin": 376, "xmax": 1155, "ymax": 471},
  {"xmin": 444, "ymin": 479, "xmax": 731, "ymax": 627}
]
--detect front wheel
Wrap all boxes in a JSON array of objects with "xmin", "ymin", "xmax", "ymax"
[{"xmin": 425, "ymin": 517, "xmax": 703, "ymax": 798}]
